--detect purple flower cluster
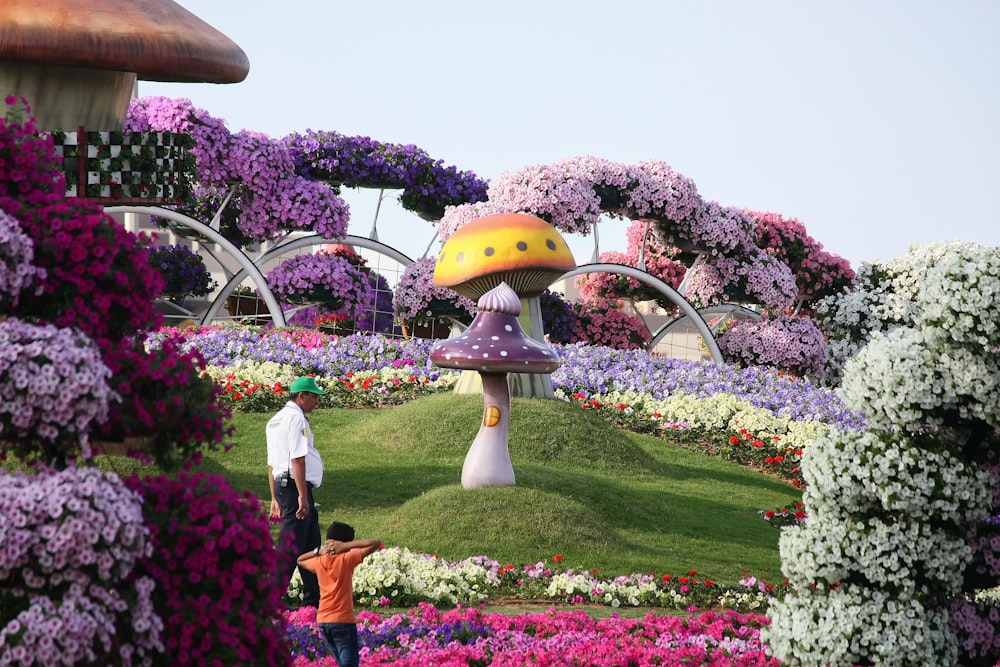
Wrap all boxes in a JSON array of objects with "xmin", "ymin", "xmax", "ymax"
[
  {"xmin": 685, "ymin": 247, "xmax": 798, "ymax": 311},
  {"xmin": 0, "ymin": 318, "xmax": 113, "ymax": 448},
  {"xmin": 0, "ymin": 208, "xmax": 43, "ymax": 310},
  {"xmin": 539, "ymin": 289, "xmax": 578, "ymax": 343},
  {"xmin": 0, "ymin": 466, "xmax": 161, "ymax": 666},
  {"xmin": 267, "ymin": 253, "xmax": 374, "ymax": 316},
  {"xmin": 393, "ymin": 257, "xmax": 475, "ymax": 324},
  {"xmin": 126, "ymin": 97, "xmax": 350, "ymax": 242},
  {"xmin": 717, "ymin": 315, "xmax": 827, "ymax": 379},
  {"xmin": 551, "ymin": 343, "xmax": 863, "ymax": 430},
  {"xmin": 147, "ymin": 243, "xmax": 217, "ymax": 297},
  {"xmin": 285, "ymin": 130, "xmax": 488, "ymax": 220}
]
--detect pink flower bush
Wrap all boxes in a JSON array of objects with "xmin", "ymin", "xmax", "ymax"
[
  {"xmin": 717, "ymin": 315, "xmax": 827, "ymax": 379},
  {"xmin": 0, "ymin": 466, "xmax": 161, "ymax": 666},
  {"xmin": 95, "ymin": 337, "xmax": 233, "ymax": 471},
  {"xmin": 10, "ymin": 198, "xmax": 165, "ymax": 346},
  {"xmin": 124, "ymin": 472, "xmax": 289, "ymax": 667},
  {"xmin": 747, "ymin": 210, "xmax": 855, "ymax": 302},
  {"xmin": 576, "ymin": 219, "xmax": 686, "ymax": 311},
  {"xmin": 570, "ymin": 299, "xmax": 651, "ymax": 350}
]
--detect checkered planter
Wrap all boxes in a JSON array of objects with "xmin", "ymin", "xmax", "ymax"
[{"xmin": 51, "ymin": 128, "xmax": 195, "ymax": 204}]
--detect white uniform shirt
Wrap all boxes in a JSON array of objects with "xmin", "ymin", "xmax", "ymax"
[{"xmin": 266, "ymin": 401, "xmax": 324, "ymax": 488}]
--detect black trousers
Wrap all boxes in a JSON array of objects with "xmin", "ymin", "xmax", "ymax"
[{"xmin": 275, "ymin": 476, "xmax": 321, "ymax": 607}]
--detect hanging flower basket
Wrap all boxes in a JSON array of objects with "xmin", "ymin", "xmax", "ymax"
[{"xmin": 50, "ymin": 127, "xmax": 195, "ymax": 204}]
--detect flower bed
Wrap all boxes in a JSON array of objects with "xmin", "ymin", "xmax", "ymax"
[{"xmin": 285, "ymin": 602, "xmax": 781, "ymax": 666}]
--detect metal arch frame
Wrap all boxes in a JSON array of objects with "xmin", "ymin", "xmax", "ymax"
[
  {"xmin": 202, "ymin": 233, "xmax": 416, "ymax": 325},
  {"xmin": 557, "ymin": 263, "xmax": 724, "ymax": 364},
  {"xmin": 649, "ymin": 303, "xmax": 761, "ymax": 350},
  {"xmin": 104, "ymin": 205, "xmax": 287, "ymax": 326}
]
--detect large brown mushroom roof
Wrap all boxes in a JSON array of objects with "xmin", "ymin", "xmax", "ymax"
[{"xmin": 0, "ymin": 0, "xmax": 249, "ymax": 83}]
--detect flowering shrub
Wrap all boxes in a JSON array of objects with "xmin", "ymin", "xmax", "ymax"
[
  {"xmin": 125, "ymin": 97, "xmax": 350, "ymax": 242},
  {"xmin": 764, "ymin": 245, "xmax": 1000, "ymax": 667},
  {"xmin": 539, "ymin": 289, "xmax": 578, "ymax": 343},
  {"xmin": 0, "ymin": 318, "xmax": 112, "ymax": 460},
  {"xmin": 267, "ymin": 253, "xmax": 373, "ymax": 315},
  {"xmin": 10, "ymin": 198, "xmax": 164, "ymax": 346},
  {"xmin": 813, "ymin": 239, "xmax": 985, "ymax": 384},
  {"xmin": 95, "ymin": 337, "xmax": 233, "ymax": 471},
  {"xmin": 716, "ymin": 315, "xmax": 826, "ymax": 379},
  {"xmin": 747, "ymin": 209, "xmax": 855, "ymax": 302},
  {"xmin": 147, "ymin": 244, "xmax": 217, "ymax": 297},
  {"xmin": 124, "ymin": 472, "xmax": 288, "ymax": 666},
  {"xmin": 574, "ymin": 223, "xmax": 686, "ymax": 312},
  {"xmin": 392, "ymin": 257, "xmax": 475, "ymax": 326},
  {"xmin": 570, "ymin": 299, "xmax": 651, "ymax": 350},
  {"xmin": 286, "ymin": 270, "xmax": 397, "ymax": 335},
  {"xmin": 0, "ymin": 466, "xmax": 161, "ymax": 667},
  {"xmin": 684, "ymin": 247, "xmax": 798, "ymax": 311},
  {"xmin": 285, "ymin": 130, "xmax": 488, "ymax": 220}
]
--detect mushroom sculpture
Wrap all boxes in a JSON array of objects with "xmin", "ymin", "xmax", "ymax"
[
  {"xmin": 0, "ymin": 0, "xmax": 249, "ymax": 130},
  {"xmin": 433, "ymin": 213, "xmax": 576, "ymax": 398},
  {"xmin": 430, "ymin": 281, "xmax": 560, "ymax": 488}
]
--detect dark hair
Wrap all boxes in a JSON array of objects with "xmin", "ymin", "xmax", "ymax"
[{"xmin": 326, "ymin": 521, "xmax": 355, "ymax": 542}]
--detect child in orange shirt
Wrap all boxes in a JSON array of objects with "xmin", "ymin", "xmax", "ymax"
[{"xmin": 297, "ymin": 521, "xmax": 381, "ymax": 667}]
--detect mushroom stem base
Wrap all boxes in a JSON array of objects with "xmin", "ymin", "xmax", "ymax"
[
  {"xmin": 462, "ymin": 372, "xmax": 515, "ymax": 488},
  {"xmin": 0, "ymin": 62, "xmax": 136, "ymax": 130}
]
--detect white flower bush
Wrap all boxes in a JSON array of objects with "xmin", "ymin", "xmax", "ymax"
[
  {"xmin": 764, "ymin": 244, "xmax": 1000, "ymax": 666},
  {"xmin": 801, "ymin": 429, "xmax": 993, "ymax": 524},
  {"xmin": 766, "ymin": 585, "xmax": 958, "ymax": 667},
  {"xmin": 814, "ymin": 238, "xmax": 989, "ymax": 384}
]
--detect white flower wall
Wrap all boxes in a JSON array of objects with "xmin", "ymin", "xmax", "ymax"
[{"xmin": 764, "ymin": 246, "xmax": 1000, "ymax": 666}]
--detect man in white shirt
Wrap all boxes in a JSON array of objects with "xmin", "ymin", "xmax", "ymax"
[{"xmin": 267, "ymin": 375, "xmax": 327, "ymax": 607}]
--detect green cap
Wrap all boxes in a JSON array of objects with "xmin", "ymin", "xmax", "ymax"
[{"xmin": 289, "ymin": 376, "xmax": 326, "ymax": 395}]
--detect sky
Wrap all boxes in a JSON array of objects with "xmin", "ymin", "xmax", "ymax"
[{"xmin": 141, "ymin": 0, "xmax": 1000, "ymax": 271}]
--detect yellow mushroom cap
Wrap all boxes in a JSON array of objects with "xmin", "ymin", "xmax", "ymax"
[{"xmin": 433, "ymin": 213, "xmax": 576, "ymax": 300}]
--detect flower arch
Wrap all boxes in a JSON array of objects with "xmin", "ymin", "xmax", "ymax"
[{"xmin": 439, "ymin": 155, "xmax": 798, "ymax": 312}]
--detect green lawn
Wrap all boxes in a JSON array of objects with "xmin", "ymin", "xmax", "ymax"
[{"xmin": 189, "ymin": 393, "xmax": 800, "ymax": 584}]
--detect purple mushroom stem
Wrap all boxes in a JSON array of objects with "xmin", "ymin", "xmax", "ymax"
[{"xmin": 429, "ymin": 282, "xmax": 560, "ymax": 489}]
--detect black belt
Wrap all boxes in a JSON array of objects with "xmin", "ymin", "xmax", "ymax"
[{"xmin": 278, "ymin": 472, "xmax": 314, "ymax": 489}]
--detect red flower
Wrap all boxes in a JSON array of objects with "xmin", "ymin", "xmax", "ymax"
[
  {"xmin": 729, "ymin": 436, "xmax": 740, "ymax": 445},
  {"xmin": 553, "ymin": 554, "xmax": 563, "ymax": 563}
]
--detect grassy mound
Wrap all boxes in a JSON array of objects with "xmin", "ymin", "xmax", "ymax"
[{"xmin": 79, "ymin": 393, "xmax": 801, "ymax": 583}]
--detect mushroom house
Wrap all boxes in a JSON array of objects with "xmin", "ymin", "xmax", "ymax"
[
  {"xmin": 434, "ymin": 212, "xmax": 576, "ymax": 398},
  {"xmin": 0, "ymin": 0, "xmax": 249, "ymax": 130},
  {"xmin": 429, "ymin": 281, "xmax": 560, "ymax": 488}
]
